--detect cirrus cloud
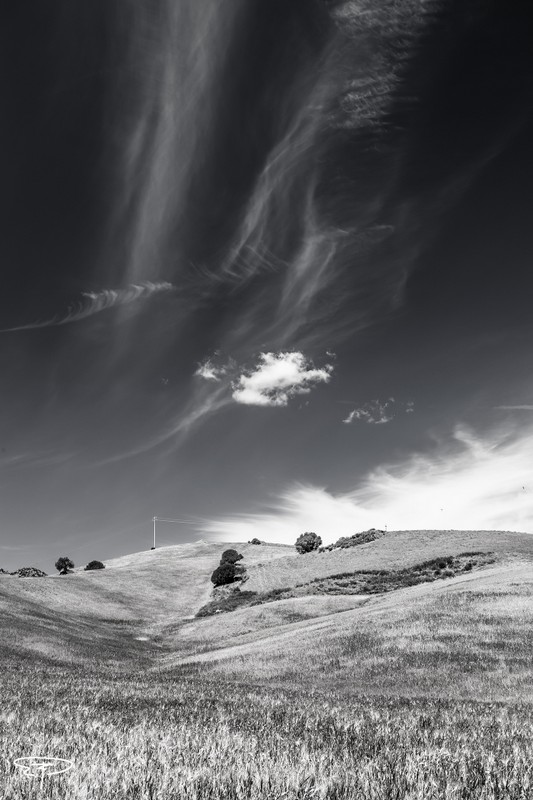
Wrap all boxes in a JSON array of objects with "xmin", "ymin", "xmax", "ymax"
[{"xmin": 1, "ymin": 281, "xmax": 173, "ymax": 333}]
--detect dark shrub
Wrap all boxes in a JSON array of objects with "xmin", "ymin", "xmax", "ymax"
[
  {"xmin": 85, "ymin": 560, "xmax": 105, "ymax": 571},
  {"xmin": 196, "ymin": 591, "xmax": 258, "ymax": 617},
  {"xmin": 295, "ymin": 532, "xmax": 322, "ymax": 554},
  {"xmin": 211, "ymin": 562, "xmax": 237, "ymax": 586},
  {"xmin": 55, "ymin": 556, "xmax": 74, "ymax": 575},
  {"xmin": 249, "ymin": 538, "xmax": 261, "ymax": 545},
  {"xmin": 464, "ymin": 562, "xmax": 473, "ymax": 571},
  {"xmin": 16, "ymin": 567, "xmax": 47, "ymax": 578},
  {"xmin": 220, "ymin": 549, "xmax": 243, "ymax": 564}
]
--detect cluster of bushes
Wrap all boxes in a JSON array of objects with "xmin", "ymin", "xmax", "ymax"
[
  {"xmin": 305, "ymin": 552, "xmax": 494, "ymax": 595},
  {"xmin": 1, "ymin": 558, "xmax": 107, "ymax": 577},
  {"xmin": 210, "ymin": 549, "xmax": 245, "ymax": 587},
  {"xmin": 319, "ymin": 529, "xmax": 386, "ymax": 552},
  {"xmin": 1, "ymin": 567, "xmax": 48, "ymax": 577},
  {"xmin": 293, "ymin": 529, "xmax": 387, "ymax": 554},
  {"xmin": 198, "ymin": 552, "xmax": 494, "ymax": 616}
]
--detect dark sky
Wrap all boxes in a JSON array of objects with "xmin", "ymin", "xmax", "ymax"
[{"xmin": 2, "ymin": 0, "xmax": 533, "ymax": 571}]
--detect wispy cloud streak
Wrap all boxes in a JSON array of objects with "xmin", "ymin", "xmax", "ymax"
[{"xmin": 1, "ymin": 282, "xmax": 173, "ymax": 332}]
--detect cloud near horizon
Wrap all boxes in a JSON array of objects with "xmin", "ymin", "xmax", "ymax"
[
  {"xmin": 202, "ymin": 423, "xmax": 533, "ymax": 543},
  {"xmin": 232, "ymin": 352, "xmax": 334, "ymax": 407},
  {"xmin": 495, "ymin": 405, "xmax": 533, "ymax": 412},
  {"xmin": 1, "ymin": 281, "xmax": 173, "ymax": 332}
]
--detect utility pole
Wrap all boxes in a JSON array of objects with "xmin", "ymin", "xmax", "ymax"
[{"xmin": 151, "ymin": 516, "xmax": 194, "ymax": 549}]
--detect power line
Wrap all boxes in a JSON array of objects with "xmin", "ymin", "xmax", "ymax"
[{"xmin": 151, "ymin": 516, "xmax": 195, "ymax": 549}]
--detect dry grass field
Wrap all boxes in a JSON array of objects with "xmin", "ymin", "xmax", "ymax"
[{"xmin": 1, "ymin": 530, "xmax": 533, "ymax": 798}]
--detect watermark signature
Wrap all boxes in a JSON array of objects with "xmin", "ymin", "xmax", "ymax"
[{"xmin": 13, "ymin": 757, "xmax": 74, "ymax": 788}]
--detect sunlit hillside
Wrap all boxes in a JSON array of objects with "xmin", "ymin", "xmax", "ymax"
[
  {"xmin": 243, "ymin": 529, "xmax": 533, "ymax": 593},
  {"xmin": 161, "ymin": 556, "xmax": 533, "ymax": 702},
  {"xmin": 1, "ymin": 529, "xmax": 533, "ymax": 690},
  {"xmin": 0, "ymin": 540, "xmax": 290, "ymax": 667}
]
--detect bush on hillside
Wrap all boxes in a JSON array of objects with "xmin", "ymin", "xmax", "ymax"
[
  {"xmin": 15, "ymin": 567, "xmax": 47, "ymax": 578},
  {"xmin": 85, "ymin": 560, "xmax": 105, "ymax": 571},
  {"xmin": 55, "ymin": 556, "xmax": 74, "ymax": 575},
  {"xmin": 220, "ymin": 549, "xmax": 243, "ymax": 564},
  {"xmin": 249, "ymin": 538, "xmax": 261, "ymax": 545},
  {"xmin": 211, "ymin": 562, "xmax": 237, "ymax": 586},
  {"xmin": 295, "ymin": 532, "xmax": 322, "ymax": 554},
  {"xmin": 322, "ymin": 529, "xmax": 386, "ymax": 552}
]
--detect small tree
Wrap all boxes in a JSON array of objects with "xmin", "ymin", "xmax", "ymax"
[
  {"xmin": 85, "ymin": 560, "xmax": 105, "ymax": 571},
  {"xmin": 220, "ymin": 549, "xmax": 243, "ymax": 564},
  {"xmin": 249, "ymin": 538, "xmax": 261, "ymax": 545},
  {"xmin": 211, "ymin": 562, "xmax": 237, "ymax": 586},
  {"xmin": 295, "ymin": 532, "xmax": 322, "ymax": 554},
  {"xmin": 55, "ymin": 556, "xmax": 74, "ymax": 575}
]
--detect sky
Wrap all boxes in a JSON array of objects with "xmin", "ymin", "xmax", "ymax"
[{"xmin": 1, "ymin": 0, "xmax": 533, "ymax": 572}]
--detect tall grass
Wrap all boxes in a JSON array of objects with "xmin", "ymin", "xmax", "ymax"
[{"xmin": 1, "ymin": 666, "xmax": 532, "ymax": 799}]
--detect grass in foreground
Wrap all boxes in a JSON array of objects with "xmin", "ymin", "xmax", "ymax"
[{"xmin": 1, "ymin": 666, "xmax": 532, "ymax": 799}]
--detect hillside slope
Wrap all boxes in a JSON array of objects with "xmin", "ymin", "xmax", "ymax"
[
  {"xmin": 1, "ymin": 530, "xmax": 532, "ymax": 687},
  {"xmin": 244, "ymin": 529, "xmax": 533, "ymax": 593},
  {"xmin": 160, "ymin": 556, "xmax": 533, "ymax": 702},
  {"xmin": 0, "ymin": 541, "xmax": 289, "ymax": 667}
]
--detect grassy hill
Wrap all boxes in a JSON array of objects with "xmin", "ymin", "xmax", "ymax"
[
  {"xmin": 243, "ymin": 529, "xmax": 533, "ymax": 593},
  {"xmin": 0, "ymin": 540, "xmax": 290, "ymax": 668},
  {"xmin": 164, "ymin": 557, "xmax": 533, "ymax": 702},
  {"xmin": 1, "ymin": 529, "xmax": 532, "ymax": 687}
]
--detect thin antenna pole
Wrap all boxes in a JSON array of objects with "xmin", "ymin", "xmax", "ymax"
[{"xmin": 153, "ymin": 516, "xmax": 156, "ymax": 549}]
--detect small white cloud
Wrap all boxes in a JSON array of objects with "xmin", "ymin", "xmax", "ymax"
[
  {"xmin": 232, "ymin": 351, "xmax": 333, "ymax": 407},
  {"xmin": 343, "ymin": 399, "xmax": 394, "ymax": 425},
  {"xmin": 194, "ymin": 359, "xmax": 227, "ymax": 382},
  {"xmin": 343, "ymin": 398, "xmax": 415, "ymax": 424}
]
